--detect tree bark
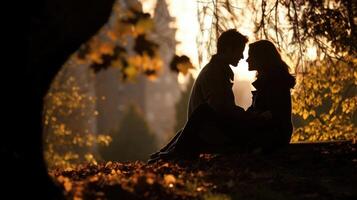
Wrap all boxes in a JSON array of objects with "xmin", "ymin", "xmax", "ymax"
[{"xmin": 5, "ymin": 0, "xmax": 115, "ymax": 198}]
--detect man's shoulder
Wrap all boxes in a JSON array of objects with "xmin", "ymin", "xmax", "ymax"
[
  {"xmin": 196, "ymin": 64, "xmax": 218, "ymax": 82},
  {"xmin": 201, "ymin": 60, "xmax": 224, "ymax": 74},
  {"xmin": 198, "ymin": 64, "xmax": 230, "ymax": 85}
]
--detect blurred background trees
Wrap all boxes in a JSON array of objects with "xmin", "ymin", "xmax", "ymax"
[
  {"xmin": 100, "ymin": 105, "xmax": 157, "ymax": 162},
  {"xmin": 43, "ymin": 63, "xmax": 112, "ymax": 169},
  {"xmin": 173, "ymin": 76, "xmax": 194, "ymax": 133},
  {"xmin": 44, "ymin": 0, "xmax": 194, "ymax": 168},
  {"xmin": 44, "ymin": 0, "xmax": 159, "ymax": 169}
]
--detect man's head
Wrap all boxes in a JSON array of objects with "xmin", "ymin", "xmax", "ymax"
[{"xmin": 216, "ymin": 29, "xmax": 248, "ymax": 66}]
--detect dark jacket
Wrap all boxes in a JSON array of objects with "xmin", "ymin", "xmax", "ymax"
[
  {"xmin": 188, "ymin": 54, "xmax": 265, "ymax": 126},
  {"xmin": 248, "ymin": 70, "xmax": 295, "ymax": 145}
]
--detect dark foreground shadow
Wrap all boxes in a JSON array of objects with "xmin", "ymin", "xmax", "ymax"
[{"xmin": 52, "ymin": 141, "xmax": 357, "ymax": 200}]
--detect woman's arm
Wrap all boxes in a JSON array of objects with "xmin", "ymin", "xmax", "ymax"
[{"xmin": 268, "ymin": 87, "xmax": 293, "ymax": 143}]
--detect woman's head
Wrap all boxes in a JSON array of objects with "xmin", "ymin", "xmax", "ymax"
[
  {"xmin": 247, "ymin": 40, "xmax": 287, "ymax": 73},
  {"xmin": 247, "ymin": 40, "xmax": 295, "ymax": 88}
]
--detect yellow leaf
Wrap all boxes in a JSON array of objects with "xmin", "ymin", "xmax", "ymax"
[
  {"xmin": 164, "ymin": 174, "xmax": 176, "ymax": 185},
  {"xmin": 88, "ymin": 52, "xmax": 102, "ymax": 64},
  {"xmin": 106, "ymin": 30, "xmax": 118, "ymax": 41},
  {"xmin": 302, "ymin": 111, "xmax": 309, "ymax": 120},
  {"xmin": 135, "ymin": 18, "xmax": 154, "ymax": 34},
  {"xmin": 99, "ymin": 43, "xmax": 114, "ymax": 55},
  {"xmin": 124, "ymin": 65, "xmax": 138, "ymax": 80}
]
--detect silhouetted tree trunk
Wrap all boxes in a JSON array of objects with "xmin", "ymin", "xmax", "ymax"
[{"xmin": 5, "ymin": 0, "xmax": 114, "ymax": 198}]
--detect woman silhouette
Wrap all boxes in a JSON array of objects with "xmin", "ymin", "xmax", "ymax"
[{"xmin": 246, "ymin": 40, "xmax": 295, "ymax": 149}]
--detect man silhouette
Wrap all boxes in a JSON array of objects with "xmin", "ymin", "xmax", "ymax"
[
  {"xmin": 189, "ymin": 29, "xmax": 249, "ymax": 120},
  {"xmin": 149, "ymin": 29, "xmax": 271, "ymax": 162}
]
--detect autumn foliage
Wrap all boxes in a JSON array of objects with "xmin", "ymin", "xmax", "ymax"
[
  {"xmin": 292, "ymin": 57, "xmax": 357, "ymax": 142},
  {"xmin": 51, "ymin": 142, "xmax": 357, "ymax": 200}
]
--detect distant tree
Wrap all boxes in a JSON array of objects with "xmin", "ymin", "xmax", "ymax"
[
  {"xmin": 43, "ymin": 69, "xmax": 112, "ymax": 169},
  {"xmin": 100, "ymin": 105, "xmax": 157, "ymax": 161},
  {"xmin": 174, "ymin": 76, "xmax": 195, "ymax": 132},
  {"xmin": 166, "ymin": 56, "xmax": 195, "ymax": 142}
]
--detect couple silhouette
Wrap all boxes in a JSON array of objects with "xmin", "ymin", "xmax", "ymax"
[{"xmin": 149, "ymin": 29, "xmax": 295, "ymax": 163}]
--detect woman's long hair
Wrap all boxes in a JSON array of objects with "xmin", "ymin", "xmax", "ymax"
[{"xmin": 249, "ymin": 40, "xmax": 295, "ymax": 88}]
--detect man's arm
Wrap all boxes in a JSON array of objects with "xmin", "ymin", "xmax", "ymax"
[
  {"xmin": 204, "ymin": 67, "xmax": 238, "ymax": 115},
  {"xmin": 205, "ymin": 68, "xmax": 270, "ymax": 125}
]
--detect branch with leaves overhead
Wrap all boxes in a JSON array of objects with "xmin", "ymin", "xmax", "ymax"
[
  {"xmin": 76, "ymin": 2, "xmax": 162, "ymax": 81},
  {"xmin": 197, "ymin": 0, "xmax": 356, "ymax": 69},
  {"xmin": 77, "ymin": 1, "xmax": 195, "ymax": 81}
]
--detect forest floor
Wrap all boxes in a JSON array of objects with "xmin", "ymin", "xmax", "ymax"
[{"xmin": 51, "ymin": 141, "xmax": 357, "ymax": 200}]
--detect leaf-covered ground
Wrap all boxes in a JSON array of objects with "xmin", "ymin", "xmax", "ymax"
[{"xmin": 51, "ymin": 142, "xmax": 357, "ymax": 200}]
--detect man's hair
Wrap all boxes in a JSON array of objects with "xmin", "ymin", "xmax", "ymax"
[{"xmin": 217, "ymin": 29, "xmax": 248, "ymax": 53}]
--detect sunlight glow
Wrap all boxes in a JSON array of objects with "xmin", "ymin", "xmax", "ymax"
[
  {"xmin": 231, "ymin": 48, "xmax": 257, "ymax": 81},
  {"xmin": 306, "ymin": 46, "xmax": 317, "ymax": 61}
]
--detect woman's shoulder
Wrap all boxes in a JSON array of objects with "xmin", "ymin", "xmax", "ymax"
[
  {"xmin": 273, "ymin": 71, "xmax": 296, "ymax": 89},
  {"xmin": 255, "ymin": 72, "xmax": 295, "ymax": 90}
]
